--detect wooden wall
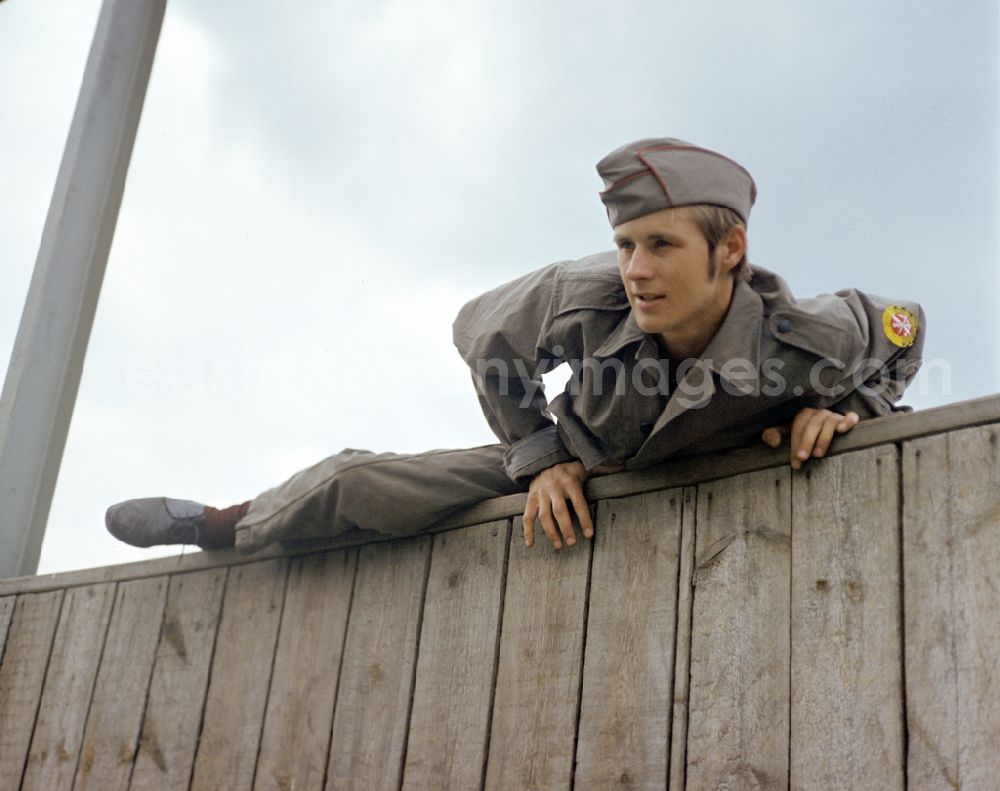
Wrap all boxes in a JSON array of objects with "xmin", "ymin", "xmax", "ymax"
[{"xmin": 1, "ymin": 404, "xmax": 999, "ymax": 790}]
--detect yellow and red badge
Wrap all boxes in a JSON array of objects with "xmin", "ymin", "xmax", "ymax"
[{"xmin": 882, "ymin": 306, "xmax": 918, "ymax": 348}]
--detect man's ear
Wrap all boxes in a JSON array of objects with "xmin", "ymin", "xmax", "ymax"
[{"xmin": 717, "ymin": 225, "xmax": 747, "ymax": 274}]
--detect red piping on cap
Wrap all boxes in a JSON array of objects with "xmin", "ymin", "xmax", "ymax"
[
  {"xmin": 636, "ymin": 151, "xmax": 673, "ymax": 204},
  {"xmin": 638, "ymin": 143, "xmax": 757, "ymax": 202},
  {"xmin": 601, "ymin": 143, "xmax": 758, "ymax": 205},
  {"xmin": 598, "ymin": 168, "xmax": 655, "ymax": 196}
]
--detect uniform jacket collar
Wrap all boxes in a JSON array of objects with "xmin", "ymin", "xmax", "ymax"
[
  {"xmin": 593, "ymin": 276, "xmax": 764, "ymax": 394},
  {"xmin": 699, "ymin": 278, "xmax": 763, "ymax": 395},
  {"xmin": 648, "ymin": 278, "xmax": 764, "ymax": 434},
  {"xmin": 593, "ymin": 311, "xmax": 646, "ymax": 359}
]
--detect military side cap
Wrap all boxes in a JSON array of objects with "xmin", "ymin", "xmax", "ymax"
[{"xmin": 596, "ymin": 137, "xmax": 757, "ymax": 227}]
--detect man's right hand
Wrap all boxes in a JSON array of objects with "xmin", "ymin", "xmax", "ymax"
[{"xmin": 523, "ymin": 461, "xmax": 625, "ymax": 549}]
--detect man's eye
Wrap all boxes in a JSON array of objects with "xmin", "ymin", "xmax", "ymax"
[
  {"xmin": 618, "ymin": 241, "xmax": 634, "ymax": 251},
  {"xmin": 654, "ymin": 239, "xmax": 671, "ymax": 249}
]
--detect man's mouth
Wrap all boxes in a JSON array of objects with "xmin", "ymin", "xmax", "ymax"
[{"xmin": 634, "ymin": 293, "xmax": 666, "ymax": 306}]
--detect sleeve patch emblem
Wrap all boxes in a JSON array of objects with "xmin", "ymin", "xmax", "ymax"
[{"xmin": 882, "ymin": 306, "xmax": 918, "ymax": 348}]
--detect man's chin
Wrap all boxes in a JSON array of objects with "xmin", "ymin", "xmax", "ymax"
[{"xmin": 633, "ymin": 316, "xmax": 673, "ymax": 336}]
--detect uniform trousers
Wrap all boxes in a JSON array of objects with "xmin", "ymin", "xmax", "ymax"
[{"xmin": 233, "ymin": 445, "xmax": 526, "ymax": 553}]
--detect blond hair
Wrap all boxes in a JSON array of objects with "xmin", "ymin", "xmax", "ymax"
[{"xmin": 688, "ymin": 205, "xmax": 752, "ymax": 283}]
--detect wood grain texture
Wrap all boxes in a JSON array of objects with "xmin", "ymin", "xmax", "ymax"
[
  {"xmin": 253, "ymin": 550, "xmax": 356, "ymax": 791},
  {"xmin": 0, "ymin": 410, "xmax": 997, "ymax": 791},
  {"xmin": 0, "ymin": 546, "xmax": 281, "ymax": 597},
  {"xmin": 484, "ymin": 517, "xmax": 591, "ymax": 791},
  {"xmin": 131, "ymin": 567, "xmax": 227, "ymax": 791},
  {"xmin": 790, "ymin": 445, "xmax": 904, "ymax": 790},
  {"xmin": 191, "ymin": 559, "xmax": 288, "ymax": 791},
  {"xmin": 21, "ymin": 582, "xmax": 116, "ymax": 791},
  {"xmin": 73, "ymin": 576, "xmax": 168, "ymax": 790},
  {"xmin": 668, "ymin": 487, "xmax": 697, "ymax": 791},
  {"xmin": 685, "ymin": 467, "xmax": 791, "ymax": 790},
  {"xmin": 402, "ymin": 521, "xmax": 510, "ymax": 791},
  {"xmin": 325, "ymin": 538, "xmax": 431, "ymax": 791},
  {"xmin": 0, "ymin": 590, "xmax": 63, "ymax": 790},
  {"xmin": 0, "ymin": 596, "xmax": 14, "ymax": 659},
  {"xmin": 903, "ymin": 425, "xmax": 1000, "ymax": 789},
  {"xmin": 574, "ymin": 490, "xmax": 682, "ymax": 790}
]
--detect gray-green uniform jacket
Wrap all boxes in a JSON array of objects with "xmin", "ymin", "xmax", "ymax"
[
  {"xmin": 237, "ymin": 252, "xmax": 924, "ymax": 552},
  {"xmin": 453, "ymin": 252, "xmax": 924, "ymax": 484}
]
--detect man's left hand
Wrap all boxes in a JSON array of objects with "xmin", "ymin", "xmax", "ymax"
[{"xmin": 761, "ymin": 408, "xmax": 859, "ymax": 470}]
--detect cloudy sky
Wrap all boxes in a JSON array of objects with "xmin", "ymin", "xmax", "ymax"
[{"xmin": 1, "ymin": 0, "xmax": 997, "ymax": 575}]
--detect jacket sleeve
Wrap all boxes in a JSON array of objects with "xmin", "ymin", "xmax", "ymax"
[
  {"xmin": 452, "ymin": 263, "xmax": 577, "ymax": 482},
  {"xmin": 825, "ymin": 290, "xmax": 925, "ymax": 419}
]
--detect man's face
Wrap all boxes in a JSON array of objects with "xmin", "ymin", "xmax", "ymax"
[{"xmin": 614, "ymin": 206, "xmax": 737, "ymax": 354}]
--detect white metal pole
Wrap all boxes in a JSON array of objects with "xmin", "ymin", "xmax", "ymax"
[{"xmin": 0, "ymin": 0, "xmax": 167, "ymax": 579}]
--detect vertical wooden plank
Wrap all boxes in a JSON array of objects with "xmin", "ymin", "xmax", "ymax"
[
  {"xmin": 0, "ymin": 596, "xmax": 15, "ymax": 658},
  {"xmin": 21, "ymin": 582, "xmax": 116, "ymax": 791},
  {"xmin": 668, "ymin": 486, "xmax": 697, "ymax": 791},
  {"xmin": 190, "ymin": 558, "xmax": 288, "ymax": 791},
  {"xmin": 253, "ymin": 550, "xmax": 356, "ymax": 791},
  {"xmin": 903, "ymin": 425, "xmax": 1000, "ymax": 789},
  {"xmin": 484, "ymin": 517, "xmax": 590, "ymax": 791},
  {"xmin": 130, "ymin": 567, "xmax": 227, "ymax": 791},
  {"xmin": 685, "ymin": 467, "xmax": 791, "ymax": 789},
  {"xmin": 0, "ymin": 590, "xmax": 63, "ymax": 789},
  {"xmin": 574, "ymin": 490, "xmax": 682, "ymax": 789},
  {"xmin": 74, "ymin": 576, "xmax": 169, "ymax": 790},
  {"xmin": 325, "ymin": 537, "xmax": 431, "ymax": 791},
  {"xmin": 790, "ymin": 445, "xmax": 904, "ymax": 789},
  {"xmin": 402, "ymin": 521, "xmax": 510, "ymax": 791}
]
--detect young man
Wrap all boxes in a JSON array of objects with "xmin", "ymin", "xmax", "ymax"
[{"xmin": 106, "ymin": 137, "xmax": 924, "ymax": 553}]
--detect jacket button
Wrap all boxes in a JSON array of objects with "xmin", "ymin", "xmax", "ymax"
[
  {"xmin": 776, "ymin": 318, "xmax": 792, "ymax": 333},
  {"xmin": 640, "ymin": 421, "xmax": 655, "ymax": 434}
]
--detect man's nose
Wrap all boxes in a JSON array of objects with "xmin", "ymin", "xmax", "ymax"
[{"xmin": 624, "ymin": 248, "xmax": 652, "ymax": 279}]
